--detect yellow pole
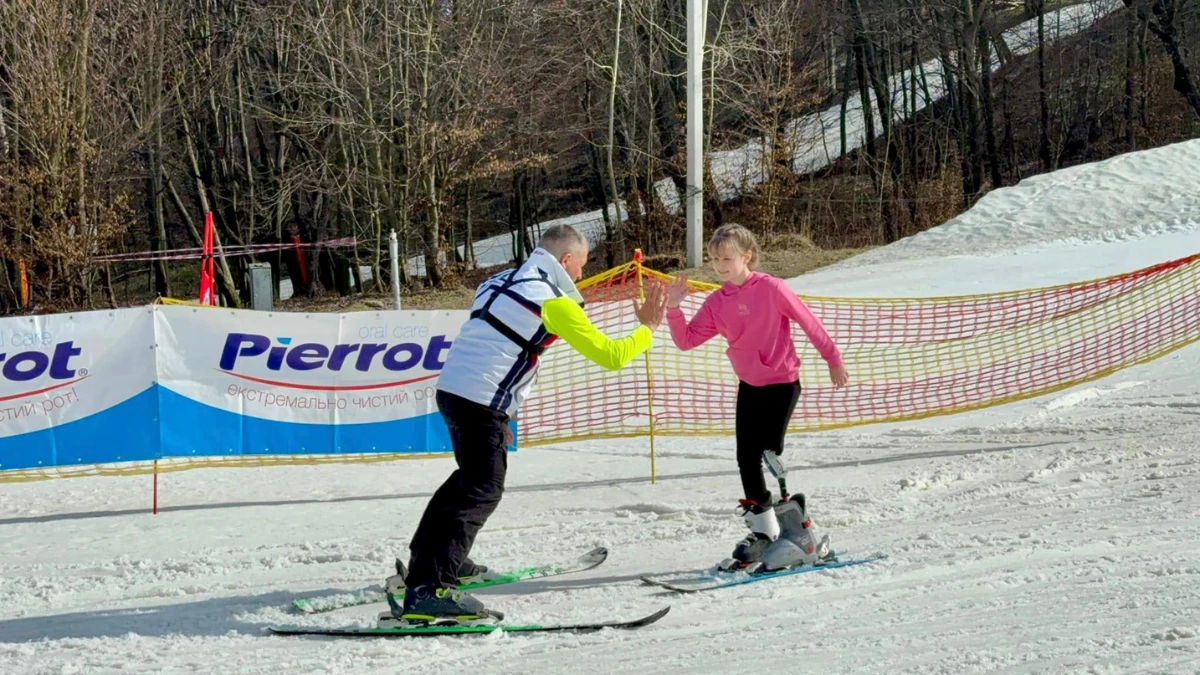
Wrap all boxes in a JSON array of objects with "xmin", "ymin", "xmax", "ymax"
[{"xmin": 634, "ymin": 249, "xmax": 657, "ymax": 484}]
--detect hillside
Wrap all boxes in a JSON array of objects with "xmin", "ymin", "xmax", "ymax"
[{"xmin": 4, "ymin": 1, "xmax": 1200, "ymax": 313}]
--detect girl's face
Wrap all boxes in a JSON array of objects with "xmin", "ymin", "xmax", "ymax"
[{"xmin": 710, "ymin": 243, "xmax": 752, "ymax": 285}]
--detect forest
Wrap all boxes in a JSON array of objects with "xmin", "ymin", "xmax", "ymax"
[{"xmin": 1, "ymin": 0, "xmax": 1198, "ymax": 312}]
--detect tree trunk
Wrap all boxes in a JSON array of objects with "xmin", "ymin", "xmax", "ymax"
[
  {"xmin": 853, "ymin": 41, "xmax": 876, "ymax": 155},
  {"xmin": 850, "ymin": 0, "xmax": 901, "ymax": 243},
  {"xmin": 1125, "ymin": 4, "xmax": 1137, "ymax": 149},
  {"xmin": 1037, "ymin": 0, "xmax": 1054, "ymax": 171},
  {"xmin": 510, "ymin": 169, "xmax": 528, "ymax": 265},
  {"xmin": 1002, "ymin": 59, "xmax": 1018, "ymax": 182},
  {"xmin": 957, "ymin": 1, "xmax": 984, "ymax": 206},
  {"xmin": 1143, "ymin": 0, "xmax": 1200, "ymax": 120},
  {"xmin": 73, "ymin": 0, "xmax": 92, "ymax": 239},
  {"xmin": 146, "ymin": 147, "xmax": 170, "ymax": 298},
  {"xmin": 418, "ymin": 0, "xmax": 442, "ymax": 287},
  {"xmin": 423, "ymin": 150, "xmax": 443, "ymax": 287},
  {"xmin": 656, "ymin": 0, "xmax": 688, "ymax": 222},
  {"xmin": 605, "ymin": 0, "xmax": 624, "ymax": 262},
  {"xmin": 960, "ymin": 75, "xmax": 984, "ymax": 207},
  {"xmin": 0, "ymin": 63, "xmax": 9, "ymax": 158},
  {"xmin": 849, "ymin": 12, "xmax": 892, "ymax": 243},
  {"xmin": 905, "ymin": 35, "xmax": 921, "ymax": 228},
  {"xmin": 146, "ymin": 2, "xmax": 170, "ymax": 297},
  {"xmin": 1139, "ymin": 14, "xmax": 1150, "ymax": 127},
  {"xmin": 980, "ymin": 25, "xmax": 1002, "ymax": 189},
  {"xmin": 464, "ymin": 180, "xmax": 475, "ymax": 264},
  {"xmin": 839, "ymin": 44, "xmax": 852, "ymax": 158}
]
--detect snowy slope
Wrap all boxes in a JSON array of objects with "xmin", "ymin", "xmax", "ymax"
[
  {"xmin": 819, "ymin": 137, "xmax": 1200, "ymax": 273},
  {"xmin": 3, "ymin": 140, "xmax": 1200, "ymax": 674}
]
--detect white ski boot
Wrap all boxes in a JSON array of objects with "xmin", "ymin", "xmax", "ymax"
[{"xmin": 717, "ymin": 498, "xmax": 780, "ymax": 571}]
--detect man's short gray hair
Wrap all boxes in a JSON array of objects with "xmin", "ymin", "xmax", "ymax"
[{"xmin": 538, "ymin": 224, "xmax": 588, "ymax": 256}]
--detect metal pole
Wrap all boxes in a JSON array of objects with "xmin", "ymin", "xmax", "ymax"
[
  {"xmin": 685, "ymin": 0, "xmax": 705, "ymax": 268},
  {"xmin": 389, "ymin": 229, "xmax": 402, "ymax": 310}
]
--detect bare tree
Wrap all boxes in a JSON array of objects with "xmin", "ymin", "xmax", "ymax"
[
  {"xmin": 1124, "ymin": 0, "xmax": 1200, "ymax": 120},
  {"xmin": 1036, "ymin": 0, "xmax": 1054, "ymax": 171}
]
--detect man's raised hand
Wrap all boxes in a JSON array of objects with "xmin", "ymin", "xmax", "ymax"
[{"xmin": 633, "ymin": 280, "xmax": 668, "ymax": 331}]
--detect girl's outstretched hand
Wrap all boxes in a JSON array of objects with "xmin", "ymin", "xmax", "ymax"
[
  {"xmin": 666, "ymin": 274, "xmax": 689, "ymax": 308},
  {"xmin": 829, "ymin": 364, "xmax": 849, "ymax": 388}
]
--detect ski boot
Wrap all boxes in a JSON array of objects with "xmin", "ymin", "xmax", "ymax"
[
  {"xmin": 717, "ymin": 498, "xmax": 780, "ymax": 572},
  {"xmin": 751, "ymin": 493, "xmax": 832, "ymax": 574},
  {"xmin": 381, "ymin": 583, "xmax": 503, "ymax": 628},
  {"xmin": 382, "ymin": 555, "xmax": 503, "ymax": 627}
]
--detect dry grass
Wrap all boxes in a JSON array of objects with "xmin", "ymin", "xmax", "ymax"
[
  {"xmin": 650, "ymin": 233, "xmax": 873, "ymax": 285},
  {"xmin": 273, "ymin": 284, "xmax": 478, "ymax": 313},
  {"xmin": 269, "ymin": 238, "xmax": 875, "ymax": 312},
  {"xmin": 696, "ymin": 241, "xmax": 869, "ymax": 285}
]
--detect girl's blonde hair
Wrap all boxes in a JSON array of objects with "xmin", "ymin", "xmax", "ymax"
[{"xmin": 707, "ymin": 224, "xmax": 760, "ymax": 269}]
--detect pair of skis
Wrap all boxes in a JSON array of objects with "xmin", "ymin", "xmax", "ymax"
[
  {"xmin": 270, "ymin": 453, "xmax": 885, "ymax": 637},
  {"xmin": 271, "ymin": 546, "xmax": 669, "ymax": 637},
  {"xmin": 270, "ymin": 543, "xmax": 883, "ymax": 637}
]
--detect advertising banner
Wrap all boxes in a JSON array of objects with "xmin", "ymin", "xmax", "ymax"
[
  {"xmin": 0, "ymin": 306, "xmax": 471, "ymax": 472},
  {"xmin": 155, "ymin": 307, "xmax": 469, "ymax": 458},
  {"xmin": 0, "ymin": 308, "xmax": 158, "ymax": 471}
]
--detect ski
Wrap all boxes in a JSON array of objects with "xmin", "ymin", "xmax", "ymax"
[
  {"xmin": 269, "ymin": 606, "xmax": 670, "ymax": 637},
  {"xmin": 292, "ymin": 546, "xmax": 609, "ymax": 614},
  {"xmin": 640, "ymin": 552, "xmax": 887, "ymax": 594}
]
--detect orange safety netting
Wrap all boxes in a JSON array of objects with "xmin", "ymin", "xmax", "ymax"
[{"xmin": 519, "ymin": 251, "xmax": 1200, "ymax": 447}]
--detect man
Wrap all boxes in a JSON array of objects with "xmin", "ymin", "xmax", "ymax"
[{"xmin": 388, "ymin": 224, "xmax": 667, "ymax": 625}]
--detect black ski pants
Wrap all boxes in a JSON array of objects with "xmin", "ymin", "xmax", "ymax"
[{"xmin": 405, "ymin": 390, "xmax": 509, "ymax": 591}]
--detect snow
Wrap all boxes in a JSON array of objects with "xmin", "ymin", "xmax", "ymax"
[{"xmin": 5, "ymin": 149, "xmax": 1200, "ymax": 674}]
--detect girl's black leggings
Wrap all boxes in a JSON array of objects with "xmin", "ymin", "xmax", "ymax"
[{"xmin": 735, "ymin": 380, "xmax": 801, "ymax": 505}]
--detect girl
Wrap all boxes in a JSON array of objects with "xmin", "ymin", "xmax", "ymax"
[{"xmin": 666, "ymin": 224, "xmax": 849, "ymax": 570}]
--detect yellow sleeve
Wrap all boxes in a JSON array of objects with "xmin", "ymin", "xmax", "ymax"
[{"xmin": 540, "ymin": 296, "xmax": 653, "ymax": 371}]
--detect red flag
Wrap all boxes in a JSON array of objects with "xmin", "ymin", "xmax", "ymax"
[
  {"xmin": 198, "ymin": 212, "xmax": 216, "ymax": 305},
  {"xmin": 292, "ymin": 233, "xmax": 309, "ymax": 285}
]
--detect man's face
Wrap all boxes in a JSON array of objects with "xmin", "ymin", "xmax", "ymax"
[{"xmin": 559, "ymin": 244, "xmax": 589, "ymax": 281}]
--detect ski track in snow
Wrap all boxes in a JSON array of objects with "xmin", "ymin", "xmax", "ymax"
[
  {"xmin": 4, "ymin": 340, "xmax": 1200, "ymax": 675},
  {"xmin": 3, "ymin": 410, "xmax": 1200, "ymax": 674}
]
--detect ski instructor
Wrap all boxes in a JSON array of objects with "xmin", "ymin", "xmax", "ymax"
[{"xmin": 387, "ymin": 223, "xmax": 667, "ymax": 626}]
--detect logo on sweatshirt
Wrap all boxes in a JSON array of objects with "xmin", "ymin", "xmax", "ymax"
[{"xmin": 738, "ymin": 303, "xmax": 750, "ymax": 316}]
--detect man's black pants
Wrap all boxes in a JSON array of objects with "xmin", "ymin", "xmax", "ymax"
[
  {"xmin": 405, "ymin": 390, "xmax": 509, "ymax": 591},
  {"xmin": 735, "ymin": 380, "xmax": 801, "ymax": 505}
]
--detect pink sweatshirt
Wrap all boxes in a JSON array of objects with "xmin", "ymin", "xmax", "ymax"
[{"xmin": 667, "ymin": 272, "xmax": 843, "ymax": 386}]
